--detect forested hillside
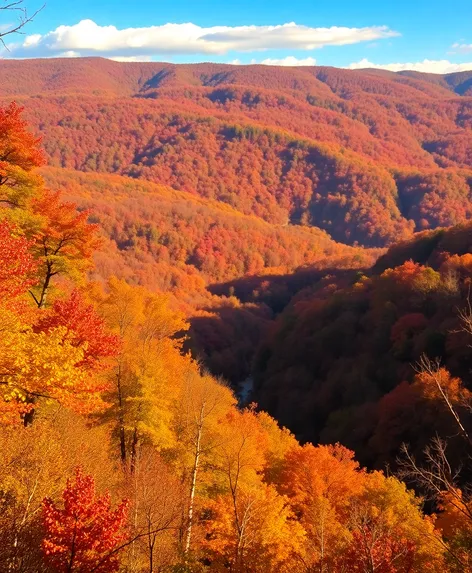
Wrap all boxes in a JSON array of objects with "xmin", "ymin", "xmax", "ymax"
[
  {"xmin": 2, "ymin": 58, "xmax": 472, "ymax": 247},
  {"xmin": 253, "ymin": 224, "xmax": 472, "ymax": 468}
]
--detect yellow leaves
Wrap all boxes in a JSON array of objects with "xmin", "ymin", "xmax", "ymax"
[
  {"xmin": 215, "ymin": 407, "xmax": 269, "ymax": 491},
  {"xmin": 98, "ymin": 277, "xmax": 194, "ymax": 463},
  {"xmin": 0, "ymin": 311, "xmax": 107, "ymax": 422},
  {"xmin": 203, "ymin": 480, "xmax": 304, "ymax": 572},
  {"xmin": 349, "ymin": 472, "xmax": 445, "ymax": 570},
  {"xmin": 99, "ymin": 276, "xmax": 146, "ymax": 337}
]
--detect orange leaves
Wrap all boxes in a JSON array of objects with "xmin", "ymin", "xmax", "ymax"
[
  {"xmin": 42, "ymin": 467, "xmax": 129, "ymax": 573},
  {"xmin": 203, "ymin": 481, "xmax": 303, "ymax": 572},
  {"xmin": 0, "ymin": 102, "xmax": 45, "ymax": 185},
  {"xmin": 282, "ymin": 443, "xmax": 363, "ymax": 509},
  {"xmin": 381, "ymin": 260, "xmax": 441, "ymax": 294},
  {"xmin": 29, "ymin": 188, "xmax": 101, "ymax": 307},
  {"xmin": 280, "ymin": 444, "xmax": 364, "ymax": 568},
  {"xmin": 31, "ymin": 188, "xmax": 101, "ymax": 262},
  {"xmin": 414, "ymin": 365, "xmax": 470, "ymax": 405},
  {"xmin": 0, "ymin": 104, "xmax": 116, "ymax": 421},
  {"xmin": 277, "ymin": 446, "xmax": 445, "ymax": 571},
  {"xmin": 435, "ymin": 488, "xmax": 472, "ymax": 569}
]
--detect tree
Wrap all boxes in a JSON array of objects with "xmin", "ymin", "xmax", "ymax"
[
  {"xmin": 341, "ymin": 472, "xmax": 444, "ymax": 573},
  {"xmin": 122, "ymin": 447, "xmax": 183, "ymax": 573},
  {"xmin": 400, "ymin": 438, "xmax": 472, "ymax": 571},
  {"xmin": 207, "ymin": 407, "xmax": 270, "ymax": 571},
  {"xmin": 29, "ymin": 190, "xmax": 101, "ymax": 308},
  {"xmin": 203, "ymin": 480, "xmax": 303, "ymax": 573},
  {"xmin": 281, "ymin": 443, "xmax": 364, "ymax": 572},
  {"xmin": 172, "ymin": 369, "xmax": 235, "ymax": 557},
  {"xmin": 0, "ymin": 408, "xmax": 117, "ymax": 573},
  {"xmin": 99, "ymin": 277, "xmax": 189, "ymax": 471},
  {"xmin": 0, "ymin": 102, "xmax": 44, "ymax": 191},
  {"xmin": 398, "ymin": 304, "xmax": 472, "ymax": 570},
  {"xmin": 413, "ymin": 356, "xmax": 471, "ymax": 447},
  {"xmin": 42, "ymin": 467, "xmax": 129, "ymax": 573}
]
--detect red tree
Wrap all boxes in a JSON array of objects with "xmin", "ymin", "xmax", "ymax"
[
  {"xmin": 42, "ymin": 468, "xmax": 129, "ymax": 573},
  {"xmin": 0, "ymin": 219, "xmax": 37, "ymax": 301},
  {"xmin": 35, "ymin": 290, "xmax": 120, "ymax": 370}
]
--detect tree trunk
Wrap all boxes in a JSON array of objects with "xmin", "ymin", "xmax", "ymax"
[
  {"xmin": 130, "ymin": 425, "xmax": 139, "ymax": 476},
  {"xmin": 36, "ymin": 264, "xmax": 53, "ymax": 309},
  {"xmin": 184, "ymin": 424, "xmax": 202, "ymax": 556},
  {"xmin": 116, "ymin": 363, "xmax": 127, "ymax": 466}
]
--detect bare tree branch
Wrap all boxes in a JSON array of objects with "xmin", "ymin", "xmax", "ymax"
[
  {"xmin": 398, "ymin": 438, "xmax": 472, "ymax": 570},
  {"xmin": 413, "ymin": 354, "xmax": 472, "ymax": 446},
  {"xmin": 0, "ymin": 0, "xmax": 44, "ymax": 48}
]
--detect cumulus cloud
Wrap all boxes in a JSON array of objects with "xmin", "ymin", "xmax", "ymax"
[
  {"xmin": 109, "ymin": 55, "xmax": 153, "ymax": 62},
  {"xmin": 1, "ymin": 19, "xmax": 399, "ymax": 59},
  {"xmin": 348, "ymin": 58, "xmax": 472, "ymax": 74}
]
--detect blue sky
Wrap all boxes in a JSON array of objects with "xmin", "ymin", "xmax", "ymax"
[{"xmin": 2, "ymin": 0, "xmax": 472, "ymax": 72}]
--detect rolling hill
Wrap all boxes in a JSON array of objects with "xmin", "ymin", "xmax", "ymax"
[{"xmin": 2, "ymin": 58, "xmax": 472, "ymax": 248}]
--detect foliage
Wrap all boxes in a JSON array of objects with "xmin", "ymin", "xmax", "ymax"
[{"xmin": 42, "ymin": 467, "xmax": 129, "ymax": 573}]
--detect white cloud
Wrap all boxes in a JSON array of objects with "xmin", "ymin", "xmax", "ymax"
[
  {"xmin": 58, "ymin": 50, "xmax": 81, "ymax": 58},
  {"xmin": 450, "ymin": 42, "xmax": 472, "ymax": 54},
  {"xmin": 257, "ymin": 56, "xmax": 316, "ymax": 66},
  {"xmin": 109, "ymin": 55, "xmax": 153, "ymax": 62},
  {"xmin": 348, "ymin": 58, "xmax": 472, "ymax": 74},
  {"xmin": 1, "ymin": 19, "xmax": 399, "ymax": 59}
]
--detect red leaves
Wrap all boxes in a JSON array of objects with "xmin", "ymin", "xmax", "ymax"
[
  {"xmin": 390, "ymin": 313, "xmax": 427, "ymax": 344},
  {"xmin": 42, "ymin": 468, "xmax": 129, "ymax": 573},
  {"xmin": 0, "ymin": 219, "xmax": 37, "ymax": 301},
  {"xmin": 35, "ymin": 290, "xmax": 120, "ymax": 369},
  {"xmin": 343, "ymin": 527, "xmax": 416, "ymax": 572}
]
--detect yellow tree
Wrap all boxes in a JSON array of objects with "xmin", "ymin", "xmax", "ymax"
[
  {"xmin": 171, "ymin": 369, "xmax": 236, "ymax": 558},
  {"xmin": 341, "ymin": 472, "xmax": 445, "ymax": 572},
  {"xmin": 0, "ymin": 307, "xmax": 109, "ymax": 423},
  {"xmin": 120, "ymin": 446, "xmax": 184, "ymax": 573},
  {"xmin": 99, "ymin": 277, "xmax": 189, "ymax": 472},
  {"xmin": 205, "ymin": 407, "xmax": 270, "ymax": 570},
  {"xmin": 204, "ymin": 479, "xmax": 305, "ymax": 573}
]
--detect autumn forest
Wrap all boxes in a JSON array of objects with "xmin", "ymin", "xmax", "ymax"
[{"xmin": 2, "ymin": 54, "xmax": 472, "ymax": 573}]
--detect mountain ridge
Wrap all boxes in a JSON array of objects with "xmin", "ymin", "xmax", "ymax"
[{"xmin": 1, "ymin": 57, "xmax": 472, "ymax": 97}]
